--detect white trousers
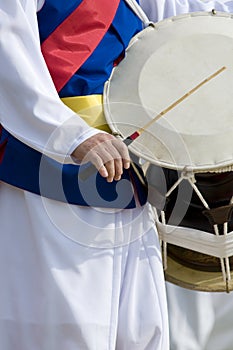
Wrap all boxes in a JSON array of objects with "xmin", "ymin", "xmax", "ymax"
[
  {"xmin": 0, "ymin": 182, "xmax": 169, "ymax": 350},
  {"xmin": 167, "ymin": 282, "xmax": 233, "ymax": 350}
]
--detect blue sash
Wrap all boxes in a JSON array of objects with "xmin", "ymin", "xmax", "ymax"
[{"xmin": 0, "ymin": 127, "xmax": 147, "ymax": 208}]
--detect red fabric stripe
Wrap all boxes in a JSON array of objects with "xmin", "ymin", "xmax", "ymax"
[{"xmin": 41, "ymin": 0, "xmax": 120, "ymax": 92}]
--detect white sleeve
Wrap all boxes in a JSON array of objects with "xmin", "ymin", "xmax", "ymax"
[
  {"xmin": 139, "ymin": 0, "xmax": 233, "ymax": 23},
  {"xmin": 0, "ymin": 0, "xmax": 100, "ymax": 162}
]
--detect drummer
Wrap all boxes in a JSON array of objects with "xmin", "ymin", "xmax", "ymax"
[
  {"xmin": 1, "ymin": 0, "xmax": 233, "ymax": 349},
  {"xmin": 0, "ymin": 1, "xmax": 171, "ymax": 349}
]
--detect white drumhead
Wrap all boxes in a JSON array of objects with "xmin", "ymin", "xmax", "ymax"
[{"xmin": 104, "ymin": 12, "xmax": 233, "ymax": 172}]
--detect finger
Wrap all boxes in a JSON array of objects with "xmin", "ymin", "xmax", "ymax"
[
  {"xmin": 98, "ymin": 165, "xmax": 108, "ymax": 179},
  {"xmin": 90, "ymin": 153, "xmax": 108, "ymax": 178},
  {"xmin": 104, "ymin": 159, "xmax": 115, "ymax": 182},
  {"xmin": 84, "ymin": 139, "xmax": 127, "ymax": 181},
  {"xmin": 102, "ymin": 144, "xmax": 124, "ymax": 182},
  {"xmin": 113, "ymin": 158, "xmax": 123, "ymax": 181},
  {"xmin": 105, "ymin": 158, "xmax": 124, "ymax": 182},
  {"xmin": 112, "ymin": 139, "xmax": 130, "ymax": 169},
  {"xmin": 89, "ymin": 147, "xmax": 116, "ymax": 180}
]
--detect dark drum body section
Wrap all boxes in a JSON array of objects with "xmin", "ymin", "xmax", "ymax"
[{"xmin": 163, "ymin": 170, "xmax": 233, "ymax": 272}]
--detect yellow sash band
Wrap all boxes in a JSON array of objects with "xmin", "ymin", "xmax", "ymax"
[{"xmin": 61, "ymin": 94, "xmax": 112, "ymax": 133}]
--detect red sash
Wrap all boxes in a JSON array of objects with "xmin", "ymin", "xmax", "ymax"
[{"xmin": 41, "ymin": 0, "xmax": 120, "ymax": 92}]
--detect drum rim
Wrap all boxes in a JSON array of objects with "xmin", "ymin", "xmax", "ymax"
[{"xmin": 165, "ymin": 254, "xmax": 233, "ymax": 292}]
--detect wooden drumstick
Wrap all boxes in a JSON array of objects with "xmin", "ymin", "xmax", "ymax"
[
  {"xmin": 80, "ymin": 66, "xmax": 226, "ymax": 180},
  {"xmin": 123, "ymin": 66, "xmax": 226, "ymax": 144}
]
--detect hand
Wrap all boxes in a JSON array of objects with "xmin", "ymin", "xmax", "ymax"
[{"xmin": 72, "ymin": 133, "xmax": 130, "ymax": 182}]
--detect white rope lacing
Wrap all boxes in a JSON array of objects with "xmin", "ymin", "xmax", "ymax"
[
  {"xmin": 160, "ymin": 211, "xmax": 167, "ymax": 270},
  {"xmin": 160, "ymin": 170, "xmax": 232, "ymax": 284}
]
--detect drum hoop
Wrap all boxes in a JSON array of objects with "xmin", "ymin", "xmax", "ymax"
[{"xmin": 165, "ymin": 255, "xmax": 233, "ymax": 292}]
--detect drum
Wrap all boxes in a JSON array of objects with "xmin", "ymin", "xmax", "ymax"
[{"xmin": 104, "ymin": 11, "xmax": 233, "ymax": 292}]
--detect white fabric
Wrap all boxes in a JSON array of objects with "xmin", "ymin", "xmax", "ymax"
[
  {"xmin": 157, "ymin": 222, "xmax": 233, "ymax": 259},
  {"xmin": 140, "ymin": 0, "xmax": 233, "ymax": 22},
  {"xmin": 138, "ymin": 1, "xmax": 233, "ymax": 350},
  {"xmin": 0, "ymin": 1, "xmax": 170, "ymax": 349},
  {"xmin": 167, "ymin": 283, "xmax": 233, "ymax": 350},
  {"xmin": 124, "ymin": 0, "xmax": 152, "ymax": 26},
  {"xmin": 0, "ymin": 0, "xmax": 100, "ymax": 162},
  {"xmin": 0, "ymin": 183, "xmax": 168, "ymax": 350}
]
